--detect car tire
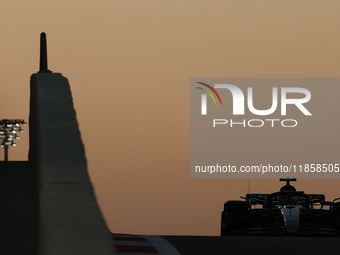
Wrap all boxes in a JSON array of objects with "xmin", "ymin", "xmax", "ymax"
[
  {"xmin": 222, "ymin": 201, "xmax": 248, "ymax": 235},
  {"xmin": 221, "ymin": 210, "xmax": 227, "ymax": 236},
  {"xmin": 333, "ymin": 202, "xmax": 340, "ymax": 229}
]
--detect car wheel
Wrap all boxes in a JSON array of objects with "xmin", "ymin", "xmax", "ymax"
[
  {"xmin": 223, "ymin": 201, "xmax": 248, "ymax": 235},
  {"xmin": 333, "ymin": 202, "xmax": 340, "ymax": 229},
  {"xmin": 221, "ymin": 210, "xmax": 227, "ymax": 236}
]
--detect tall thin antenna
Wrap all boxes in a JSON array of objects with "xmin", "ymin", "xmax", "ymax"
[{"xmin": 38, "ymin": 32, "xmax": 52, "ymax": 73}]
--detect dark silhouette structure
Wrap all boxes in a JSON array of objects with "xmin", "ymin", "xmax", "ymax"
[
  {"xmin": 30, "ymin": 32, "xmax": 116, "ymax": 254},
  {"xmin": 0, "ymin": 161, "xmax": 35, "ymax": 254}
]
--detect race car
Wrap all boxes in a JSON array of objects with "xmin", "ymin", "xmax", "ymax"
[{"xmin": 221, "ymin": 178, "xmax": 340, "ymax": 236}]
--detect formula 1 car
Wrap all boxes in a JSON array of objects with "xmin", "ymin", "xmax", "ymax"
[{"xmin": 221, "ymin": 178, "xmax": 340, "ymax": 236}]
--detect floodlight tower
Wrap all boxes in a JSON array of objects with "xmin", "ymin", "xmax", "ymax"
[{"xmin": 0, "ymin": 118, "xmax": 27, "ymax": 161}]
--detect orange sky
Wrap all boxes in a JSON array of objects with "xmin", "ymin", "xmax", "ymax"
[{"xmin": 1, "ymin": 1, "xmax": 340, "ymax": 235}]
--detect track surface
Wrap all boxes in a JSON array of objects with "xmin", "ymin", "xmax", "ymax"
[{"xmin": 162, "ymin": 235, "xmax": 340, "ymax": 255}]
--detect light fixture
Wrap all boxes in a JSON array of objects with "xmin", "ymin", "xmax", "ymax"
[{"xmin": 0, "ymin": 118, "xmax": 27, "ymax": 161}]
